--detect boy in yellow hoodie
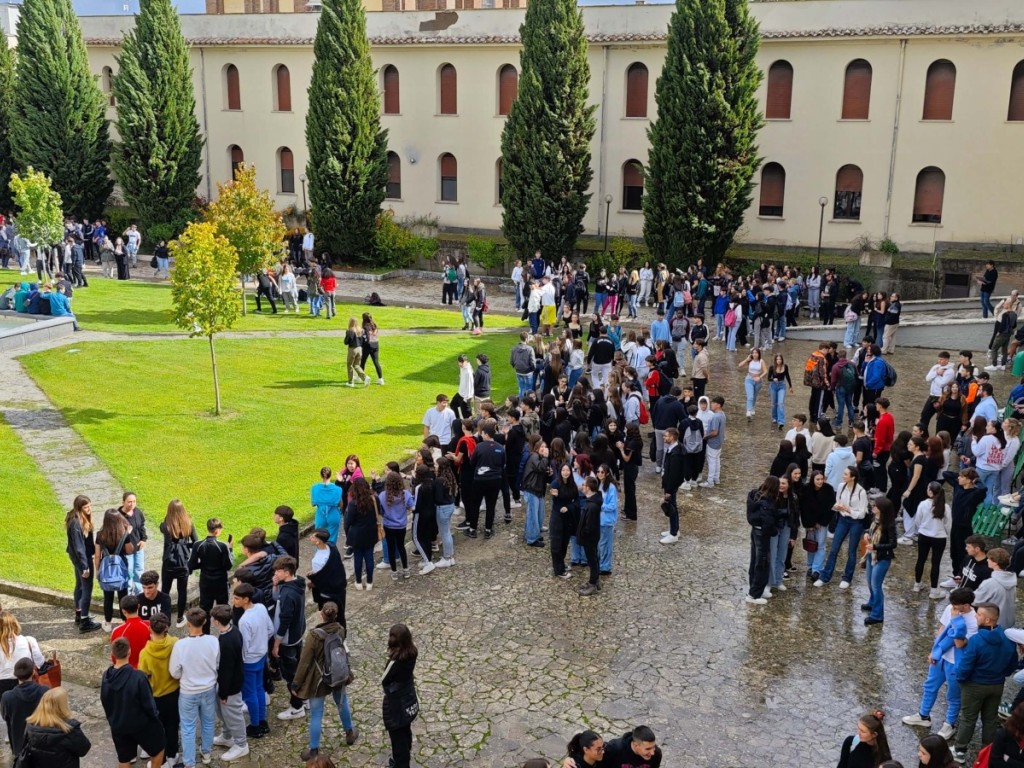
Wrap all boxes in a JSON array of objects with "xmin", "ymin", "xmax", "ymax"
[{"xmin": 138, "ymin": 614, "xmax": 180, "ymax": 766}]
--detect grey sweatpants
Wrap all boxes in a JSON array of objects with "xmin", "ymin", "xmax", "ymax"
[{"xmin": 216, "ymin": 693, "xmax": 248, "ymax": 747}]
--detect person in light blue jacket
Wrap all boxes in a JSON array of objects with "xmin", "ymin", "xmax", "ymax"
[
  {"xmin": 597, "ymin": 464, "xmax": 618, "ymax": 574},
  {"xmin": 311, "ymin": 467, "xmax": 343, "ymax": 545}
]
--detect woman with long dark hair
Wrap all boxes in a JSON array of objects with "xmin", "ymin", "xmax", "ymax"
[
  {"xmin": 803, "ymin": 470, "xmax": 837, "ymax": 579},
  {"xmin": 863, "ymin": 497, "xmax": 898, "ymax": 625},
  {"xmin": 566, "ymin": 730, "xmax": 605, "ymax": 767},
  {"xmin": 973, "ymin": 418, "xmax": 1009, "ymax": 504},
  {"xmin": 916, "ymin": 733, "xmax": 955, "ymax": 768},
  {"xmin": 549, "ymin": 462, "xmax": 581, "ymax": 579},
  {"xmin": 768, "ymin": 353, "xmax": 793, "ymax": 430},
  {"xmin": 987, "ymin": 703, "xmax": 1024, "ymax": 768},
  {"xmin": 434, "ymin": 457, "xmax": 458, "ymax": 568},
  {"xmin": 382, "ymin": 624, "xmax": 418, "ymax": 768},
  {"xmin": 94, "ymin": 508, "xmax": 135, "ymax": 632},
  {"xmin": 411, "ymin": 464, "xmax": 439, "ymax": 575},
  {"xmin": 360, "ymin": 312, "xmax": 384, "ymax": 384},
  {"xmin": 934, "ymin": 384, "xmax": 965, "ymax": 438},
  {"xmin": 908, "ymin": 481, "xmax": 951, "ymax": 598},
  {"xmin": 746, "ymin": 475, "xmax": 780, "ymax": 604},
  {"xmin": 65, "ymin": 495, "xmax": 101, "ymax": 632},
  {"xmin": 810, "ymin": 418, "xmax": 836, "ymax": 473},
  {"xmin": 379, "ymin": 472, "xmax": 413, "ymax": 580},
  {"xmin": 344, "ymin": 477, "xmax": 379, "ymax": 590},
  {"xmin": 837, "ymin": 710, "xmax": 892, "ymax": 768}
]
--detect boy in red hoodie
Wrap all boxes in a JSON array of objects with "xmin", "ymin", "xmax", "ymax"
[
  {"xmin": 110, "ymin": 594, "xmax": 151, "ymax": 668},
  {"xmin": 872, "ymin": 397, "xmax": 895, "ymax": 492}
]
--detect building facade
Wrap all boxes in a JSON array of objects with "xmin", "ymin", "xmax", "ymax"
[{"xmin": 80, "ymin": 0, "xmax": 1024, "ymax": 254}]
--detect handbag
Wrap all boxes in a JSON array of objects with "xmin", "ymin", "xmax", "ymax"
[
  {"xmin": 373, "ymin": 496, "xmax": 385, "ymax": 542},
  {"xmin": 32, "ymin": 642, "xmax": 61, "ymax": 688},
  {"xmin": 801, "ymin": 535, "xmax": 818, "ymax": 553},
  {"xmin": 13, "ymin": 741, "xmax": 35, "ymax": 768},
  {"xmin": 972, "ymin": 741, "xmax": 992, "ymax": 768},
  {"xmin": 383, "ymin": 667, "xmax": 420, "ymax": 729}
]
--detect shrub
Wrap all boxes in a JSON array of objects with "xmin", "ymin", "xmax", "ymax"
[
  {"xmin": 374, "ymin": 209, "xmax": 437, "ymax": 268},
  {"xmin": 465, "ymin": 235, "xmax": 512, "ymax": 272},
  {"xmin": 878, "ymin": 237, "xmax": 900, "ymax": 256}
]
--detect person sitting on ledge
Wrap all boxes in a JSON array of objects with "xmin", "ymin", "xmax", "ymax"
[{"xmin": 47, "ymin": 283, "xmax": 80, "ymax": 331}]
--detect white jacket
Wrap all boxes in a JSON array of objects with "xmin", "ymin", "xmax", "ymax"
[
  {"xmin": 910, "ymin": 500, "xmax": 951, "ymax": 540},
  {"xmin": 835, "ymin": 482, "xmax": 868, "ymax": 520}
]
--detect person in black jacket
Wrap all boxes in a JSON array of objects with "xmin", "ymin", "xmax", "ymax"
[
  {"xmin": 189, "ymin": 518, "xmax": 235, "ymax": 634},
  {"xmin": 344, "ymin": 478, "xmax": 380, "ymax": 589},
  {"xmin": 864, "ymin": 497, "xmax": 898, "ymax": 626},
  {"xmin": 660, "ymin": 428, "xmax": 685, "ymax": 544},
  {"xmin": 64, "ymin": 495, "xmax": 101, "ymax": 632},
  {"xmin": 210, "ymin": 606, "xmax": 248, "ymax": 758},
  {"xmin": 652, "ymin": 388, "xmax": 685, "ymax": 472},
  {"xmin": 602, "ymin": 725, "xmax": 663, "ymax": 768},
  {"xmin": 271, "ymin": 557, "xmax": 307, "ymax": 721},
  {"xmin": 274, "ymin": 506, "xmax": 300, "ymax": 561},
  {"xmin": 0, "ymin": 658, "xmax": 45, "ymax": 756},
  {"xmin": 22, "ymin": 687, "xmax": 91, "ymax": 768},
  {"xmin": 747, "ymin": 476, "xmax": 780, "ymax": 604},
  {"xmin": 616, "ymin": 424, "xmax": 643, "ymax": 521},
  {"xmin": 946, "ymin": 468, "xmax": 988, "ymax": 580},
  {"xmin": 307, "ymin": 530, "xmax": 347, "ymax": 624},
  {"xmin": 549, "ymin": 463, "xmax": 580, "ymax": 578},
  {"xmin": 503, "ymin": 409, "xmax": 527, "ymax": 512},
  {"xmin": 467, "ymin": 422, "xmax": 505, "ymax": 539},
  {"xmin": 987, "ymin": 707, "xmax": 1024, "ymax": 768},
  {"xmin": 382, "ymin": 624, "xmax": 418, "ymax": 768},
  {"xmin": 101, "ymin": 637, "xmax": 165, "ymax": 768},
  {"xmin": 577, "ymin": 477, "xmax": 603, "ymax": 596},
  {"xmin": 802, "ymin": 471, "xmax": 836, "ymax": 579}
]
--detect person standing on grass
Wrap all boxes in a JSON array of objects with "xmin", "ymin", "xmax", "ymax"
[
  {"xmin": 102, "ymin": 637, "xmax": 166, "ymax": 768},
  {"xmin": 65, "ymin": 495, "xmax": 101, "ymax": 633},
  {"xmin": 344, "ymin": 318, "xmax": 369, "ymax": 387},
  {"xmin": 160, "ymin": 498, "xmax": 197, "ymax": 628},
  {"xmin": 360, "ymin": 312, "xmax": 385, "ymax": 385},
  {"xmin": 233, "ymin": 583, "xmax": 274, "ymax": 739},
  {"xmin": 138, "ymin": 614, "xmax": 181, "ymax": 767}
]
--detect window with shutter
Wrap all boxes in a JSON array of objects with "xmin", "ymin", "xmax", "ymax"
[
  {"xmin": 1008, "ymin": 61, "xmax": 1024, "ymax": 121},
  {"xmin": 833, "ymin": 164, "xmax": 863, "ymax": 220},
  {"xmin": 758, "ymin": 163, "xmax": 785, "ymax": 217},
  {"xmin": 765, "ymin": 61, "xmax": 793, "ymax": 120},
  {"xmin": 275, "ymin": 65, "xmax": 291, "ymax": 112},
  {"xmin": 622, "ymin": 160, "xmax": 644, "ymax": 210},
  {"xmin": 841, "ymin": 60, "xmax": 871, "ymax": 120},
  {"xmin": 279, "ymin": 148, "xmax": 294, "ymax": 193},
  {"xmin": 225, "ymin": 64, "xmax": 241, "ymax": 110},
  {"xmin": 383, "ymin": 66, "xmax": 400, "ymax": 115},
  {"xmin": 912, "ymin": 167, "xmax": 945, "ymax": 223},
  {"xmin": 922, "ymin": 60, "xmax": 956, "ymax": 120},
  {"xmin": 387, "ymin": 152, "xmax": 401, "ymax": 200},
  {"xmin": 440, "ymin": 153, "xmax": 458, "ymax": 202},
  {"xmin": 625, "ymin": 63, "xmax": 648, "ymax": 118},
  {"xmin": 439, "ymin": 64, "xmax": 457, "ymax": 115},
  {"xmin": 498, "ymin": 65, "xmax": 518, "ymax": 116},
  {"xmin": 230, "ymin": 145, "xmax": 244, "ymax": 179}
]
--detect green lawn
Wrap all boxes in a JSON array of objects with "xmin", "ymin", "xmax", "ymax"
[
  {"xmin": 0, "ymin": 276, "xmax": 514, "ymax": 334},
  {"xmin": 0, "ymin": 418, "xmax": 71, "ymax": 591},
  {"xmin": 21, "ymin": 333, "xmax": 517, "ymax": 543}
]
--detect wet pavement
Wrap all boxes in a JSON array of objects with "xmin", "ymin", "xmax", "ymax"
[{"xmin": 3, "ymin": 277, "xmax": 1022, "ymax": 768}]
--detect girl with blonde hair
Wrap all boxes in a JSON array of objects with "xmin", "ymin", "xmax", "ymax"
[
  {"xmin": 0, "ymin": 611, "xmax": 45, "ymax": 695},
  {"xmin": 160, "ymin": 498, "xmax": 198, "ymax": 627},
  {"xmin": 23, "ymin": 687, "xmax": 92, "ymax": 766},
  {"xmin": 344, "ymin": 317, "xmax": 369, "ymax": 387}
]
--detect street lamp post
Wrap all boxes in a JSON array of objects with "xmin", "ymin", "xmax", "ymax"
[
  {"xmin": 604, "ymin": 194, "xmax": 613, "ymax": 252},
  {"xmin": 300, "ymin": 175, "xmax": 308, "ymax": 226},
  {"xmin": 816, "ymin": 196, "xmax": 828, "ymax": 268}
]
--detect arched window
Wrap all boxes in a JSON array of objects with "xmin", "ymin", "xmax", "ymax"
[
  {"xmin": 495, "ymin": 158, "xmax": 504, "ymax": 204},
  {"xmin": 440, "ymin": 153, "xmax": 457, "ymax": 202},
  {"xmin": 382, "ymin": 65, "xmax": 400, "ymax": 115},
  {"xmin": 625, "ymin": 62, "xmax": 648, "ymax": 118},
  {"xmin": 229, "ymin": 145, "xmax": 244, "ymax": 179},
  {"xmin": 922, "ymin": 60, "xmax": 956, "ymax": 120},
  {"xmin": 274, "ymin": 65, "xmax": 291, "ymax": 111},
  {"xmin": 225, "ymin": 64, "xmax": 241, "ymax": 110},
  {"xmin": 101, "ymin": 66, "xmax": 115, "ymax": 106},
  {"xmin": 439, "ymin": 64, "xmax": 457, "ymax": 115},
  {"xmin": 912, "ymin": 167, "xmax": 945, "ymax": 223},
  {"xmin": 765, "ymin": 61, "xmax": 793, "ymax": 119},
  {"xmin": 497, "ymin": 64, "xmax": 518, "ymax": 116},
  {"xmin": 386, "ymin": 152, "xmax": 401, "ymax": 200},
  {"xmin": 758, "ymin": 162, "xmax": 785, "ymax": 217},
  {"xmin": 841, "ymin": 59, "xmax": 872, "ymax": 120},
  {"xmin": 622, "ymin": 160, "xmax": 644, "ymax": 210},
  {"xmin": 278, "ymin": 147, "xmax": 294, "ymax": 193},
  {"xmin": 834, "ymin": 164, "xmax": 863, "ymax": 220},
  {"xmin": 1008, "ymin": 61, "xmax": 1024, "ymax": 121}
]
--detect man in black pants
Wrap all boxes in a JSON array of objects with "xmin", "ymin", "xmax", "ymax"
[
  {"xmin": 188, "ymin": 518, "xmax": 234, "ymax": 634},
  {"xmin": 660, "ymin": 428, "xmax": 685, "ymax": 544},
  {"xmin": 255, "ymin": 270, "xmax": 278, "ymax": 313},
  {"xmin": 271, "ymin": 557, "xmax": 307, "ymax": 722},
  {"xmin": 466, "ymin": 421, "xmax": 505, "ymax": 539},
  {"xmin": 577, "ymin": 477, "xmax": 602, "ymax": 596}
]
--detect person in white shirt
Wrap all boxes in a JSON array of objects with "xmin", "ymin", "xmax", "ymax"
[
  {"xmin": 301, "ymin": 230, "xmax": 315, "ymax": 262},
  {"xmin": 279, "ymin": 265, "xmax": 299, "ymax": 313},
  {"xmin": 539, "ymin": 277, "xmax": 557, "ymax": 336},
  {"xmin": 233, "ymin": 584, "xmax": 274, "ymax": 737},
  {"xmin": 422, "ymin": 394, "xmax": 457, "ymax": 446},
  {"xmin": 511, "ymin": 260, "xmax": 524, "ymax": 310},
  {"xmin": 456, "ymin": 355, "xmax": 474, "ymax": 417},
  {"xmin": 921, "ymin": 351, "xmax": 955, "ymax": 432},
  {"xmin": 814, "ymin": 465, "xmax": 868, "ymax": 589},
  {"xmin": 784, "ymin": 414, "xmax": 812, "ymax": 445},
  {"xmin": 169, "ymin": 607, "xmax": 221, "ymax": 767},
  {"xmin": 639, "ymin": 263, "xmax": 655, "ymax": 306},
  {"xmin": 904, "ymin": 482, "xmax": 952, "ymax": 598}
]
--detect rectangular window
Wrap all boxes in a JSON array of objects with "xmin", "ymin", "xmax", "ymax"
[{"xmin": 441, "ymin": 177, "xmax": 457, "ymax": 202}]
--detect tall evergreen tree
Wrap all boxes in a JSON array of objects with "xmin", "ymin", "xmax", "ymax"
[
  {"xmin": 11, "ymin": 0, "xmax": 113, "ymax": 218},
  {"xmin": 500, "ymin": 0, "xmax": 595, "ymax": 262},
  {"xmin": 112, "ymin": 0, "xmax": 203, "ymax": 238},
  {"xmin": 0, "ymin": 43, "xmax": 16, "ymax": 213},
  {"xmin": 643, "ymin": 0, "xmax": 763, "ymax": 267},
  {"xmin": 305, "ymin": 0, "xmax": 387, "ymax": 262}
]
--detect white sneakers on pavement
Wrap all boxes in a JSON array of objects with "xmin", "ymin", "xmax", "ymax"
[
  {"xmin": 277, "ymin": 706, "xmax": 305, "ymax": 721},
  {"xmin": 839, "ymin": 581, "xmax": 851, "ymax": 589},
  {"xmin": 221, "ymin": 745, "xmax": 250, "ymax": 762},
  {"xmin": 745, "ymin": 595, "xmax": 767, "ymax": 605},
  {"xmin": 419, "ymin": 562, "xmax": 436, "ymax": 575},
  {"xmin": 659, "ymin": 534, "xmax": 679, "ymax": 545}
]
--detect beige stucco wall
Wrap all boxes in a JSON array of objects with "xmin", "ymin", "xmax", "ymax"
[{"xmin": 80, "ymin": 0, "xmax": 1024, "ymax": 252}]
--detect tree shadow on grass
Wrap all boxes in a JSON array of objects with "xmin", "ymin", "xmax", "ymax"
[
  {"xmin": 78, "ymin": 308, "xmax": 175, "ymax": 329},
  {"xmin": 401, "ymin": 340, "xmax": 502, "ymax": 386},
  {"xmin": 61, "ymin": 407, "xmax": 119, "ymax": 426},
  {"xmin": 266, "ymin": 380, "xmax": 347, "ymax": 389},
  {"xmin": 362, "ymin": 423, "xmax": 422, "ymax": 437}
]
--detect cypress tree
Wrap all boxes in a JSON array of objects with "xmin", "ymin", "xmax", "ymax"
[
  {"xmin": 500, "ymin": 0, "xmax": 595, "ymax": 262},
  {"xmin": 11, "ymin": 0, "xmax": 113, "ymax": 218},
  {"xmin": 643, "ymin": 0, "xmax": 763, "ymax": 268},
  {"xmin": 305, "ymin": 0, "xmax": 388, "ymax": 262},
  {"xmin": 0, "ymin": 42, "xmax": 16, "ymax": 213},
  {"xmin": 112, "ymin": 0, "xmax": 203, "ymax": 238}
]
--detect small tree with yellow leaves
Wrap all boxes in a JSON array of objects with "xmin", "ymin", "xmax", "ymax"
[{"xmin": 170, "ymin": 221, "xmax": 240, "ymax": 415}]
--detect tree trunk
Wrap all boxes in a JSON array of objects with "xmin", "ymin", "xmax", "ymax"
[
  {"xmin": 239, "ymin": 274, "xmax": 247, "ymax": 316},
  {"xmin": 209, "ymin": 333, "xmax": 221, "ymax": 415}
]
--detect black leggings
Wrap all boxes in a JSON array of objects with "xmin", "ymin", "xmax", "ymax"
[
  {"xmin": 103, "ymin": 588, "xmax": 127, "ymax": 622},
  {"xmin": 361, "ymin": 345, "xmax": 382, "ymax": 378},
  {"xmin": 915, "ymin": 534, "xmax": 947, "ymax": 588},
  {"xmin": 161, "ymin": 566, "xmax": 188, "ymax": 620},
  {"xmin": 385, "ymin": 527, "xmax": 408, "ymax": 571}
]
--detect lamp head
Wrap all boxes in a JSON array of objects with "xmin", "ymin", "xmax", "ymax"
[
  {"xmin": 818, "ymin": 196, "xmax": 828, "ymax": 207},
  {"xmin": 605, "ymin": 194, "xmax": 613, "ymax": 204}
]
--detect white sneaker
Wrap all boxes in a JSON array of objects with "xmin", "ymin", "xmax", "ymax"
[
  {"xmin": 510, "ymin": 500, "xmax": 522, "ymax": 509},
  {"xmin": 902, "ymin": 713, "xmax": 932, "ymax": 727},
  {"xmin": 898, "ymin": 536, "xmax": 914, "ymax": 545},
  {"xmin": 419, "ymin": 562, "xmax": 436, "ymax": 575},
  {"xmin": 377, "ymin": 378, "xmax": 385, "ymax": 385},
  {"xmin": 813, "ymin": 579, "xmax": 825, "ymax": 587},
  {"xmin": 175, "ymin": 617, "xmax": 187, "ymax": 628},
  {"xmin": 939, "ymin": 578, "xmax": 957, "ymax": 589},
  {"xmin": 221, "ymin": 745, "xmax": 250, "ymax": 762},
  {"xmin": 213, "ymin": 735, "xmax": 233, "ymax": 748},
  {"xmin": 376, "ymin": 561, "xmax": 390, "ymax": 570},
  {"xmin": 102, "ymin": 621, "xmax": 112, "ymax": 633},
  {"xmin": 202, "ymin": 753, "xmax": 212, "ymax": 765},
  {"xmin": 698, "ymin": 481, "xmax": 715, "ymax": 488},
  {"xmin": 365, "ymin": 582, "xmax": 373, "ymax": 590},
  {"xmin": 937, "ymin": 722, "xmax": 956, "ymax": 740},
  {"xmin": 762, "ymin": 588, "xmax": 773, "ymax": 598},
  {"xmin": 913, "ymin": 581, "xmax": 925, "ymax": 592},
  {"xmin": 659, "ymin": 534, "xmax": 679, "ymax": 544},
  {"xmin": 774, "ymin": 583, "xmax": 787, "ymax": 591},
  {"xmin": 661, "ymin": 530, "xmax": 671, "ymax": 537},
  {"xmin": 839, "ymin": 580, "xmax": 850, "ymax": 589},
  {"xmin": 745, "ymin": 595, "xmax": 767, "ymax": 605},
  {"xmin": 929, "ymin": 588, "xmax": 946, "ymax": 599},
  {"xmin": 354, "ymin": 580, "xmax": 364, "ymax": 590},
  {"xmin": 985, "ymin": 364, "xmax": 999, "ymax": 371},
  {"xmin": 681, "ymin": 481, "xmax": 691, "ymax": 491},
  {"xmin": 435, "ymin": 558, "xmax": 453, "ymax": 568}
]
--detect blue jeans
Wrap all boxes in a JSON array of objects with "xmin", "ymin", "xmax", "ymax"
[
  {"xmin": 599, "ymin": 524, "xmax": 614, "ymax": 572},
  {"xmin": 844, "ymin": 319, "xmax": 859, "ymax": 347},
  {"xmin": 769, "ymin": 524, "xmax": 790, "ymax": 587},
  {"xmin": 979, "ymin": 468, "xmax": 1000, "ymax": 505},
  {"xmin": 726, "ymin": 324, "xmax": 738, "ymax": 351},
  {"xmin": 242, "ymin": 657, "xmax": 267, "ymax": 726},
  {"xmin": 714, "ymin": 313, "xmax": 725, "ymax": 338},
  {"xmin": 594, "ymin": 292, "xmax": 606, "ymax": 313},
  {"xmin": 775, "ymin": 313, "xmax": 787, "ymax": 340},
  {"xmin": 920, "ymin": 658, "xmax": 961, "ymax": 724},
  {"xmin": 628, "ymin": 294, "xmax": 639, "ymax": 317},
  {"xmin": 179, "ymin": 686, "xmax": 216, "ymax": 767},
  {"xmin": 807, "ymin": 525, "xmax": 828, "ymax": 574},
  {"xmin": 865, "ymin": 554, "xmax": 891, "ymax": 620},
  {"xmin": 820, "ymin": 516, "xmax": 864, "ymax": 584},
  {"xmin": 516, "ymin": 373, "xmax": 533, "ymax": 399},
  {"xmin": 436, "ymin": 503, "xmax": 455, "ymax": 559},
  {"xmin": 981, "ymin": 291, "xmax": 994, "ymax": 318},
  {"xmin": 461, "ymin": 305, "xmax": 473, "ymax": 326},
  {"xmin": 310, "ymin": 295, "xmax": 323, "ymax": 316},
  {"xmin": 524, "ymin": 491, "xmax": 543, "ymax": 544},
  {"xmin": 308, "ymin": 689, "xmax": 353, "ymax": 750},
  {"xmin": 156, "ymin": 256, "xmax": 169, "ymax": 275},
  {"xmin": 570, "ymin": 536, "xmax": 586, "ymax": 565},
  {"xmin": 568, "ymin": 367, "xmax": 583, "ymax": 390},
  {"xmin": 744, "ymin": 376, "xmax": 763, "ymax": 414},
  {"xmin": 835, "ymin": 386, "xmax": 855, "ymax": 426},
  {"xmin": 514, "ymin": 284, "xmax": 522, "ymax": 310},
  {"xmin": 126, "ymin": 549, "xmax": 145, "ymax": 594},
  {"xmin": 352, "ymin": 546, "xmax": 374, "ymax": 584},
  {"xmin": 769, "ymin": 380, "xmax": 787, "ymax": 425}
]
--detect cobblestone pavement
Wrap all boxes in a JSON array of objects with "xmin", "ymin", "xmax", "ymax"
[{"xmin": 2, "ymin": 272, "xmax": 1021, "ymax": 768}]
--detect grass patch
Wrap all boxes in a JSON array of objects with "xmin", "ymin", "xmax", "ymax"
[
  {"xmin": 0, "ymin": 277, "xmax": 515, "ymax": 334},
  {"xmin": 0, "ymin": 418, "xmax": 71, "ymax": 591},
  {"xmin": 21, "ymin": 333, "xmax": 517, "ymax": 544}
]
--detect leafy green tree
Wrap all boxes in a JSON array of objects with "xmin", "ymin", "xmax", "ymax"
[
  {"xmin": 112, "ymin": 0, "xmax": 203, "ymax": 238},
  {"xmin": 9, "ymin": 169, "xmax": 64, "ymax": 245},
  {"xmin": 205, "ymin": 164, "xmax": 287, "ymax": 314},
  {"xmin": 170, "ymin": 221, "xmax": 241, "ymax": 415},
  {"xmin": 11, "ymin": 0, "xmax": 112, "ymax": 218},
  {"xmin": 0, "ymin": 43, "xmax": 17, "ymax": 213},
  {"xmin": 305, "ymin": 0, "xmax": 388, "ymax": 261},
  {"xmin": 500, "ymin": 0, "xmax": 595, "ymax": 262},
  {"xmin": 643, "ymin": 0, "xmax": 763, "ymax": 267}
]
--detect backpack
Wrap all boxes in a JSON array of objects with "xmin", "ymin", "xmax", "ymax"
[
  {"xmin": 165, "ymin": 536, "xmax": 192, "ymax": 577},
  {"xmin": 839, "ymin": 362, "xmax": 857, "ymax": 392},
  {"xmin": 313, "ymin": 627, "xmax": 352, "ymax": 689},
  {"xmin": 803, "ymin": 354, "xmax": 820, "ymax": 387},
  {"xmin": 881, "ymin": 358, "xmax": 898, "ymax": 387},
  {"xmin": 724, "ymin": 307, "xmax": 737, "ymax": 328},
  {"xmin": 683, "ymin": 423, "xmax": 703, "ymax": 454},
  {"xmin": 97, "ymin": 532, "xmax": 130, "ymax": 592},
  {"xmin": 446, "ymin": 266, "xmax": 457, "ymax": 282},
  {"xmin": 632, "ymin": 394, "xmax": 649, "ymax": 425}
]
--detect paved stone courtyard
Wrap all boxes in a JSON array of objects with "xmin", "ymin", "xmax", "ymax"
[{"xmin": 1, "ymin": 272, "xmax": 1021, "ymax": 768}]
